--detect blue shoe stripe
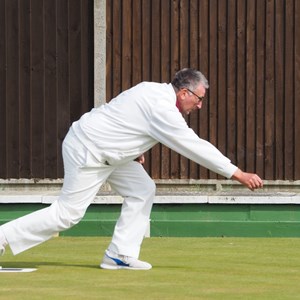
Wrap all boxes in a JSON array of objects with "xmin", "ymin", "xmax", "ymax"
[{"xmin": 106, "ymin": 254, "xmax": 130, "ymax": 267}]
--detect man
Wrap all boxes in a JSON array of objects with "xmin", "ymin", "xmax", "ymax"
[{"xmin": 0, "ymin": 68, "xmax": 263, "ymax": 270}]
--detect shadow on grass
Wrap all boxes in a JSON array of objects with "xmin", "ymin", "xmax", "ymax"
[
  {"xmin": 1, "ymin": 261, "xmax": 188, "ymax": 271},
  {"xmin": 1, "ymin": 261, "xmax": 100, "ymax": 270}
]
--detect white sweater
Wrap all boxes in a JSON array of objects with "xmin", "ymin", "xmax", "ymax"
[{"xmin": 71, "ymin": 82, "xmax": 237, "ymax": 178}]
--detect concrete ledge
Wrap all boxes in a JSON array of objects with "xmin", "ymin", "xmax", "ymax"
[
  {"xmin": 0, "ymin": 191, "xmax": 299, "ymax": 204},
  {"xmin": 1, "ymin": 178, "xmax": 300, "ymax": 204}
]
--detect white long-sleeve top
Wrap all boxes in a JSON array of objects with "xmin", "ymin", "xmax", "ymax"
[{"xmin": 71, "ymin": 82, "xmax": 237, "ymax": 178}]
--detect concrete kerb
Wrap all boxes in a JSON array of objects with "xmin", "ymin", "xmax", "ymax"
[{"xmin": 0, "ymin": 178, "xmax": 300, "ymax": 205}]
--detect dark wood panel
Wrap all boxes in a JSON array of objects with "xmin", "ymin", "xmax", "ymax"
[
  {"xmin": 227, "ymin": 0, "xmax": 238, "ymax": 168},
  {"xmin": 161, "ymin": 0, "xmax": 171, "ymax": 179},
  {"xmin": 149, "ymin": 0, "xmax": 161, "ymax": 179},
  {"xmin": 19, "ymin": 0, "xmax": 31, "ymax": 178},
  {"xmin": 236, "ymin": 0, "xmax": 246, "ymax": 173},
  {"xmin": 105, "ymin": 0, "xmax": 300, "ymax": 180},
  {"xmin": 265, "ymin": 0, "xmax": 276, "ymax": 179},
  {"xmin": 188, "ymin": 0, "xmax": 200, "ymax": 179},
  {"xmin": 2, "ymin": 0, "xmax": 300, "ymax": 181},
  {"xmin": 122, "ymin": 0, "xmax": 132, "ymax": 91},
  {"xmin": 245, "ymin": 0, "xmax": 256, "ymax": 173},
  {"xmin": 208, "ymin": 0, "xmax": 218, "ymax": 179},
  {"xmin": 284, "ymin": 0, "xmax": 295, "ymax": 180},
  {"xmin": 1, "ymin": 0, "xmax": 94, "ymax": 179},
  {"xmin": 169, "ymin": 0, "xmax": 180, "ymax": 179},
  {"xmin": 141, "ymin": 0, "xmax": 152, "ymax": 173},
  {"xmin": 6, "ymin": 0, "xmax": 20, "ymax": 178},
  {"xmin": 0, "ymin": 0, "xmax": 7, "ymax": 178},
  {"xmin": 295, "ymin": 0, "xmax": 300, "ymax": 179},
  {"xmin": 178, "ymin": 0, "xmax": 189, "ymax": 179},
  {"xmin": 198, "ymin": 0, "xmax": 210, "ymax": 180},
  {"xmin": 31, "ymin": 0, "xmax": 45, "ymax": 178},
  {"xmin": 111, "ymin": 0, "xmax": 122, "ymax": 97},
  {"xmin": 255, "ymin": 0, "xmax": 266, "ymax": 178},
  {"xmin": 44, "ymin": 0, "xmax": 58, "ymax": 178},
  {"xmin": 217, "ymin": 0, "xmax": 227, "ymax": 160},
  {"xmin": 275, "ymin": 0, "xmax": 285, "ymax": 179},
  {"xmin": 132, "ymin": 0, "xmax": 142, "ymax": 86}
]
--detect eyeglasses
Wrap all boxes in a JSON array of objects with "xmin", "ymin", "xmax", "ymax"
[{"xmin": 186, "ymin": 88, "xmax": 204, "ymax": 103}]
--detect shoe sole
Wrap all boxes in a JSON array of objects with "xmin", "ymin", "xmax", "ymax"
[{"xmin": 100, "ymin": 263, "xmax": 152, "ymax": 270}]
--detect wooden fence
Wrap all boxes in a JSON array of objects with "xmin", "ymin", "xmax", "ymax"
[
  {"xmin": 1, "ymin": 0, "xmax": 300, "ymax": 181},
  {"xmin": 0, "ymin": 0, "xmax": 94, "ymax": 178},
  {"xmin": 106, "ymin": 0, "xmax": 300, "ymax": 180}
]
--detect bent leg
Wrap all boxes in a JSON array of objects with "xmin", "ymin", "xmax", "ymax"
[
  {"xmin": 1, "ymin": 131, "xmax": 113, "ymax": 255},
  {"xmin": 107, "ymin": 161, "xmax": 156, "ymax": 258}
]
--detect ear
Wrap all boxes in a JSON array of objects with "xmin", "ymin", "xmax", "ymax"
[{"xmin": 177, "ymin": 89, "xmax": 187, "ymax": 100}]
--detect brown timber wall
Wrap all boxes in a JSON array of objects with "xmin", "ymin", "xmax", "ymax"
[
  {"xmin": 106, "ymin": 0, "xmax": 300, "ymax": 181},
  {"xmin": 0, "ymin": 0, "xmax": 94, "ymax": 179},
  {"xmin": 1, "ymin": 0, "xmax": 300, "ymax": 181}
]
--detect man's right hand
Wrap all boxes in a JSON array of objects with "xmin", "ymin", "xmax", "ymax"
[{"xmin": 231, "ymin": 168, "xmax": 263, "ymax": 191}]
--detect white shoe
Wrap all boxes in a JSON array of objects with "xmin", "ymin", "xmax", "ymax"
[{"xmin": 100, "ymin": 250, "xmax": 152, "ymax": 270}]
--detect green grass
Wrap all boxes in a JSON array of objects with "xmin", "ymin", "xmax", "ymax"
[{"xmin": 1, "ymin": 237, "xmax": 300, "ymax": 299}]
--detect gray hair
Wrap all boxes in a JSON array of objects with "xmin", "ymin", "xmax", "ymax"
[{"xmin": 171, "ymin": 68, "xmax": 209, "ymax": 91}]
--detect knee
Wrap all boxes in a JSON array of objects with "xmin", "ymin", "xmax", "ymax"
[{"xmin": 142, "ymin": 178, "xmax": 156, "ymax": 199}]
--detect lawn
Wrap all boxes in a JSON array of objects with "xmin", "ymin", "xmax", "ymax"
[{"xmin": 1, "ymin": 237, "xmax": 300, "ymax": 300}]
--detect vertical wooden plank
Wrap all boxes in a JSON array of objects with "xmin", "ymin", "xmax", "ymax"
[
  {"xmin": 106, "ymin": 0, "xmax": 113, "ymax": 101},
  {"xmin": 227, "ymin": 0, "xmax": 237, "ymax": 168},
  {"xmin": 255, "ymin": 0, "xmax": 266, "ymax": 178},
  {"xmin": 112, "ymin": 0, "xmax": 122, "ymax": 97},
  {"xmin": 132, "ymin": 0, "xmax": 142, "ymax": 85},
  {"xmin": 69, "ymin": 1, "xmax": 82, "ymax": 122},
  {"xmin": 169, "ymin": 0, "xmax": 180, "ymax": 179},
  {"xmin": 161, "ymin": 0, "xmax": 171, "ymax": 179},
  {"xmin": 245, "ymin": 0, "xmax": 256, "ymax": 173},
  {"xmin": 44, "ymin": 0, "xmax": 58, "ymax": 178},
  {"xmin": 140, "ymin": 0, "xmax": 151, "ymax": 173},
  {"xmin": 161, "ymin": 0, "xmax": 171, "ymax": 82},
  {"xmin": 189, "ymin": 0, "xmax": 200, "ymax": 178},
  {"xmin": 150, "ymin": 0, "xmax": 161, "ymax": 178},
  {"xmin": 170, "ymin": 0, "xmax": 180, "ymax": 76},
  {"xmin": 31, "ymin": 0, "xmax": 45, "ymax": 177},
  {"xmin": 236, "ymin": 0, "xmax": 246, "ymax": 172},
  {"xmin": 274, "ymin": 0, "xmax": 285, "ymax": 179},
  {"xmin": 141, "ymin": 0, "xmax": 151, "ymax": 82},
  {"xmin": 189, "ymin": 0, "xmax": 199, "ymax": 68},
  {"xmin": 151, "ymin": 0, "xmax": 161, "ymax": 81},
  {"xmin": 19, "ymin": 0, "xmax": 31, "ymax": 178},
  {"xmin": 208, "ymin": 0, "xmax": 218, "ymax": 179},
  {"xmin": 122, "ymin": 0, "xmax": 132, "ymax": 90},
  {"xmin": 179, "ymin": 0, "xmax": 189, "ymax": 179},
  {"xmin": 6, "ymin": 0, "xmax": 20, "ymax": 178},
  {"xmin": 57, "ymin": 0, "xmax": 70, "ymax": 177},
  {"xmin": 284, "ymin": 0, "xmax": 294, "ymax": 179},
  {"xmin": 0, "ymin": 0, "xmax": 7, "ymax": 177},
  {"xmin": 80, "ymin": 0, "xmax": 94, "ymax": 112},
  {"xmin": 217, "ymin": 0, "xmax": 227, "ymax": 175},
  {"xmin": 199, "ymin": 0, "xmax": 209, "ymax": 179},
  {"xmin": 295, "ymin": 0, "xmax": 300, "ymax": 179},
  {"xmin": 265, "ymin": 0, "xmax": 275, "ymax": 179}
]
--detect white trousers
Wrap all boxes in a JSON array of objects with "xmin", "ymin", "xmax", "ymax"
[{"xmin": 1, "ymin": 130, "xmax": 156, "ymax": 258}]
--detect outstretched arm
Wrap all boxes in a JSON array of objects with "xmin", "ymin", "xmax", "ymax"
[{"xmin": 231, "ymin": 168, "xmax": 263, "ymax": 191}]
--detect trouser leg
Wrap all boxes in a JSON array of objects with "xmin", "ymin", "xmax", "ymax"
[
  {"xmin": 1, "ymin": 131, "xmax": 113, "ymax": 255},
  {"xmin": 107, "ymin": 161, "xmax": 156, "ymax": 258}
]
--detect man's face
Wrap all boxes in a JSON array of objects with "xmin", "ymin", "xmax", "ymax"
[{"xmin": 176, "ymin": 84, "xmax": 206, "ymax": 115}]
